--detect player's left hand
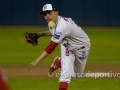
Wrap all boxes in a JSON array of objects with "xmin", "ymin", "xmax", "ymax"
[
  {"xmin": 26, "ymin": 61, "xmax": 38, "ymax": 72},
  {"xmin": 24, "ymin": 32, "xmax": 39, "ymax": 46}
]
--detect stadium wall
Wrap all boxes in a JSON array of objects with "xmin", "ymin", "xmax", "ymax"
[{"xmin": 0, "ymin": 0, "xmax": 120, "ymax": 26}]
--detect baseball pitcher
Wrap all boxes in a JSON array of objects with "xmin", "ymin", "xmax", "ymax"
[{"xmin": 26, "ymin": 4, "xmax": 90, "ymax": 90}]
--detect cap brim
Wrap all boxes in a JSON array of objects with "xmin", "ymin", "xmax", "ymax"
[{"xmin": 39, "ymin": 10, "xmax": 52, "ymax": 15}]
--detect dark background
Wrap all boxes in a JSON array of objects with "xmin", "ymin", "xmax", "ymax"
[{"xmin": 0, "ymin": 0, "xmax": 120, "ymax": 26}]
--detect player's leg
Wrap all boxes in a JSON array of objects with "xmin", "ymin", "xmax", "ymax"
[
  {"xmin": 72, "ymin": 47, "xmax": 90, "ymax": 78},
  {"xmin": 59, "ymin": 45, "xmax": 75, "ymax": 90},
  {"xmin": 48, "ymin": 56, "xmax": 61, "ymax": 75}
]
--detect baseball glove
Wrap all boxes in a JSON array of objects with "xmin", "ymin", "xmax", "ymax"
[{"xmin": 25, "ymin": 33, "xmax": 38, "ymax": 46}]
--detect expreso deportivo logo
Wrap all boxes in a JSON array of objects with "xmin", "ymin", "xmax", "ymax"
[{"xmin": 48, "ymin": 70, "xmax": 120, "ymax": 79}]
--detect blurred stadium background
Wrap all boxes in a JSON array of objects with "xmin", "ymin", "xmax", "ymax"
[
  {"xmin": 0, "ymin": 0, "xmax": 120, "ymax": 26},
  {"xmin": 0, "ymin": 0, "xmax": 120, "ymax": 90}
]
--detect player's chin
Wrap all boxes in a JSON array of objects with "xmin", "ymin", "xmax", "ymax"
[{"xmin": 46, "ymin": 19, "xmax": 52, "ymax": 23}]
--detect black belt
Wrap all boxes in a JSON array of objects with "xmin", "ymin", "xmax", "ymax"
[{"xmin": 81, "ymin": 46, "xmax": 85, "ymax": 49}]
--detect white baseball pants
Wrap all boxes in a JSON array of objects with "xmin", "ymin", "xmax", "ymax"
[{"xmin": 59, "ymin": 44, "xmax": 90, "ymax": 83}]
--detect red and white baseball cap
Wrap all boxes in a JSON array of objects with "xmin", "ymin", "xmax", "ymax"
[{"xmin": 40, "ymin": 4, "xmax": 57, "ymax": 15}]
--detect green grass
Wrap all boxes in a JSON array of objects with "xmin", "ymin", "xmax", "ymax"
[
  {"xmin": 0, "ymin": 26, "xmax": 120, "ymax": 65},
  {"xmin": 84, "ymin": 27, "xmax": 120, "ymax": 64},
  {"xmin": 1, "ymin": 26, "xmax": 120, "ymax": 90},
  {"xmin": 8, "ymin": 78, "xmax": 120, "ymax": 90}
]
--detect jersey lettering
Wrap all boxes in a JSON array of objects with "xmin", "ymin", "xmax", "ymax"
[
  {"xmin": 63, "ymin": 17, "xmax": 80, "ymax": 27},
  {"xmin": 65, "ymin": 48, "xmax": 69, "ymax": 56}
]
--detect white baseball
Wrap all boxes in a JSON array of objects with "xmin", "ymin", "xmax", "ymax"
[{"xmin": 48, "ymin": 21, "xmax": 55, "ymax": 28}]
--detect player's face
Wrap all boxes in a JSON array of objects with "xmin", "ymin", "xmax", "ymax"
[{"xmin": 43, "ymin": 11, "xmax": 58, "ymax": 23}]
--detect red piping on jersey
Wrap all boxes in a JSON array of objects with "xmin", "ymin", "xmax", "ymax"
[{"xmin": 45, "ymin": 41, "xmax": 58, "ymax": 54}]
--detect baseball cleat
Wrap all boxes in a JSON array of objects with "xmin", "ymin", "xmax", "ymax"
[{"xmin": 48, "ymin": 56, "xmax": 61, "ymax": 75}]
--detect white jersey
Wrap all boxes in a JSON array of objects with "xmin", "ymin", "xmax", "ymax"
[{"xmin": 49, "ymin": 16, "xmax": 90, "ymax": 50}]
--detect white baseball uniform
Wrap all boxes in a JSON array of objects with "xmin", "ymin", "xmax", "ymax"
[{"xmin": 49, "ymin": 16, "xmax": 90, "ymax": 83}]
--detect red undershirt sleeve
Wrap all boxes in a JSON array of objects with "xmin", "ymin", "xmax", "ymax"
[{"xmin": 45, "ymin": 41, "xmax": 58, "ymax": 54}]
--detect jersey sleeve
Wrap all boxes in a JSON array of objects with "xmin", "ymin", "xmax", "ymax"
[{"xmin": 45, "ymin": 41, "xmax": 58, "ymax": 54}]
